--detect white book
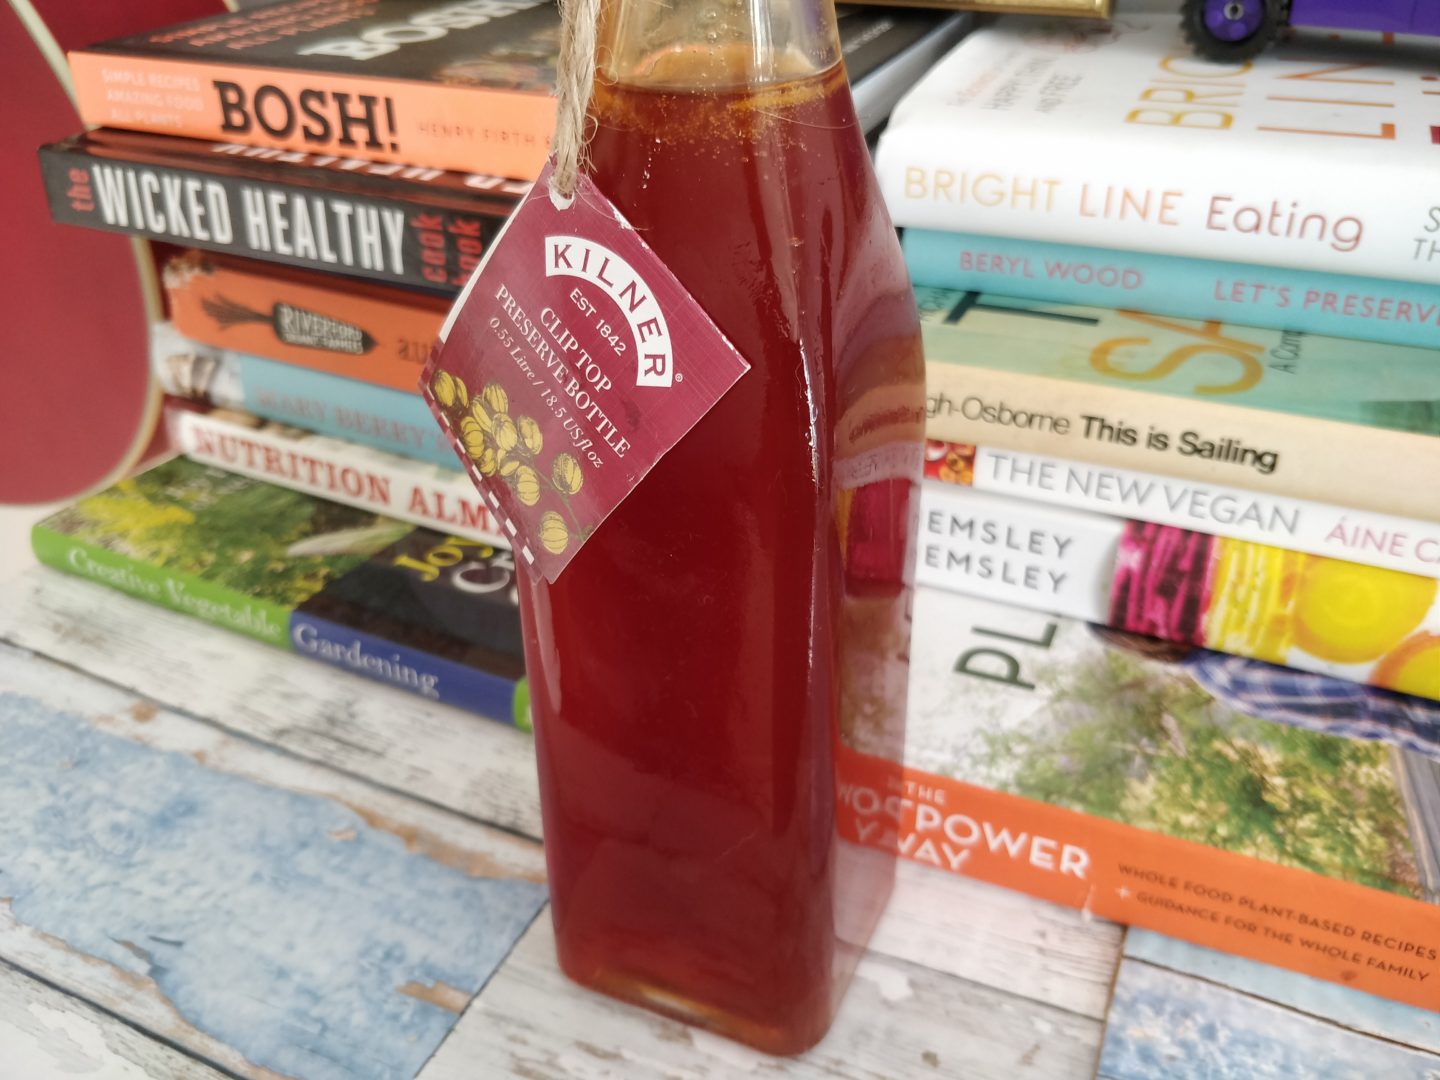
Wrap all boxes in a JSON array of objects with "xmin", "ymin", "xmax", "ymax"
[
  {"xmin": 916, "ymin": 482, "xmax": 1440, "ymax": 701},
  {"xmin": 167, "ymin": 406, "xmax": 506, "ymax": 547},
  {"xmin": 957, "ymin": 445, "xmax": 1440, "ymax": 580},
  {"xmin": 877, "ymin": 17, "xmax": 1440, "ymax": 283}
]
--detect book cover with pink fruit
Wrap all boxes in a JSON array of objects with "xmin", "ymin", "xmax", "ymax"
[{"xmin": 914, "ymin": 478, "xmax": 1440, "ymax": 703}]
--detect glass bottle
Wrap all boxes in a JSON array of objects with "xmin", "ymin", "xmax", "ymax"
[{"xmin": 519, "ymin": 0, "xmax": 925, "ymax": 1053}]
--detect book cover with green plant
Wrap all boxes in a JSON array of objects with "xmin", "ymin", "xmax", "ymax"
[
  {"xmin": 33, "ymin": 456, "xmax": 528, "ymax": 726},
  {"xmin": 897, "ymin": 587, "xmax": 1431, "ymax": 900}
]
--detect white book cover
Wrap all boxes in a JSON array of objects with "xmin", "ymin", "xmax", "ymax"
[
  {"xmin": 915, "ymin": 481, "xmax": 1440, "ymax": 702},
  {"xmin": 168, "ymin": 407, "xmax": 507, "ymax": 547},
  {"xmin": 877, "ymin": 17, "xmax": 1440, "ymax": 282},
  {"xmin": 959, "ymin": 445, "xmax": 1440, "ymax": 580},
  {"xmin": 917, "ymin": 482, "xmax": 1118, "ymax": 622}
]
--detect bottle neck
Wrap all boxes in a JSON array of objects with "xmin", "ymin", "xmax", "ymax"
[{"xmin": 595, "ymin": 0, "xmax": 842, "ymax": 90}]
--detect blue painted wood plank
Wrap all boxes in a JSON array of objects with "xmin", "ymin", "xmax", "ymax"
[
  {"xmin": 1125, "ymin": 929, "xmax": 1440, "ymax": 1055},
  {"xmin": 1099, "ymin": 958, "xmax": 1440, "ymax": 1080},
  {"xmin": 0, "ymin": 653, "xmax": 547, "ymax": 1080}
]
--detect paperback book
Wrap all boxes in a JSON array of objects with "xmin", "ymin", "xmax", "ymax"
[
  {"xmin": 835, "ymin": 588, "xmax": 1440, "ymax": 1012},
  {"xmin": 65, "ymin": 1, "xmax": 964, "ymax": 180},
  {"xmin": 915, "ymin": 482, "xmax": 1440, "ymax": 702},
  {"xmin": 31, "ymin": 456, "xmax": 527, "ymax": 725},
  {"xmin": 166, "ymin": 403, "xmax": 505, "ymax": 544},
  {"xmin": 67, "ymin": 0, "xmax": 562, "ymax": 179},
  {"xmin": 152, "ymin": 322, "xmax": 461, "ymax": 469},
  {"xmin": 928, "ymin": 441, "xmax": 1440, "ymax": 580},
  {"xmin": 877, "ymin": 17, "xmax": 1440, "ymax": 284},
  {"xmin": 917, "ymin": 289, "xmax": 1440, "ymax": 521},
  {"xmin": 39, "ymin": 127, "xmax": 515, "ymax": 292},
  {"xmin": 904, "ymin": 230, "xmax": 1440, "ymax": 351},
  {"xmin": 164, "ymin": 251, "xmax": 447, "ymax": 391}
]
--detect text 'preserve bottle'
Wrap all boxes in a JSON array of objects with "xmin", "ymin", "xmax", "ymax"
[{"xmin": 520, "ymin": 0, "xmax": 925, "ymax": 1053}]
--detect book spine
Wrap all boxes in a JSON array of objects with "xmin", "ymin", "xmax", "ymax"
[
  {"xmin": 168, "ymin": 408, "xmax": 504, "ymax": 546},
  {"xmin": 164, "ymin": 256, "xmax": 446, "ymax": 392},
  {"xmin": 67, "ymin": 53, "xmax": 553, "ymax": 179},
  {"xmin": 934, "ymin": 442, "xmax": 1440, "ymax": 580},
  {"xmin": 924, "ymin": 360, "xmax": 1440, "ymax": 523},
  {"xmin": 31, "ymin": 526, "xmax": 291, "ymax": 648},
  {"xmin": 903, "ymin": 230, "xmax": 1440, "ymax": 351},
  {"xmin": 876, "ymin": 120, "xmax": 1434, "ymax": 285},
  {"xmin": 291, "ymin": 611, "xmax": 527, "ymax": 727},
  {"xmin": 917, "ymin": 484, "xmax": 1440, "ymax": 702},
  {"xmin": 150, "ymin": 326, "xmax": 462, "ymax": 470},
  {"xmin": 39, "ymin": 141, "xmax": 501, "ymax": 293}
]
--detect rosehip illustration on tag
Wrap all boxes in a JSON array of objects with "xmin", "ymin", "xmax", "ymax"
[{"xmin": 421, "ymin": 162, "xmax": 750, "ymax": 582}]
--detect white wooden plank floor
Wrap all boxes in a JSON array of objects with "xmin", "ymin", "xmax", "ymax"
[
  {"xmin": 0, "ymin": 568, "xmax": 1118, "ymax": 1079},
  {"xmin": 4, "ymin": 565, "xmax": 1434, "ymax": 1080}
]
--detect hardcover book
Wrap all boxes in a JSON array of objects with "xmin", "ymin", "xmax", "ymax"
[
  {"xmin": 903, "ymin": 229, "xmax": 1440, "ymax": 352},
  {"xmin": 67, "ymin": 0, "xmax": 562, "ymax": 179},
  {"xmin": 877, "ymin": 17, "xmax": 1440, "ymax": 284},
  {"xmin": 916, "ymin": 288, "xmax": 1440, "ymax": 521},
  {"xmin": 836, "ymin": 588, "xmax": 1440, "ymax": 1012},
  {"xmin": 166, "ymin": 403, "xmax": 505, "ymax": 544},
  {"xmin": 152, "ymin": 322, "xmax": 462, "ymax": 469},
  {"xmin": 65, "ymin": 1, "xmax": 963, "ymax": 180},
  {"xmin": 927, "ymin": 441, "xmax": 1440, "ymax": 580},
  {"xmin": 164, "ymin": 252, "xmax": 447, "ymax": 390},
  {"xmin": 914, "ymin": 481, "xmax": 1440, "ymax": 702},
  {"xmin": 32, "ymin": 456, "xmax": 527, "ymax": 724},
  {"xmin": 40, "ymin": 127, "xmax": 516, "ymax": 291}
]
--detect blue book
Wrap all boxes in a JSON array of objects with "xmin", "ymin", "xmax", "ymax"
[
  {"xmin": 152, "ymin": 323, "xmax": 462, "ymax": 470},
  {"xmin": 904, "ymin": 229, "xmax": 1440, "ymax": 351}
]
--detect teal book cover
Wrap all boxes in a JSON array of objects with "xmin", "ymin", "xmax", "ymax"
[
  {"xmin": 917, "ymin": 288, "xmax": 1440, "ymax": 435},
  {"xmin": 904, "ymin": 229, "xmax": 1440, "ymax": 353}
]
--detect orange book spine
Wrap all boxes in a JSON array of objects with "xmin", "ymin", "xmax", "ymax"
[
  {"xmin": 68, "ymin": 52, "xmax": 554, "ymax": 179},
  {"xmin": 165, "ymin": 254, "xmax": 448, "ymax": 392},
  {"xmin": 837, "ymin": 748, "xmax": 1440, "ymax": 1012}
]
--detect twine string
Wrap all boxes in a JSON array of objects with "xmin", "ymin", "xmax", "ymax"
[{"xmin": 552, "ymin": 0, "xmax": 602, "ymax": 201}]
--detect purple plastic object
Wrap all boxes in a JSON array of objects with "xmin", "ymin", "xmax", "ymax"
[
  {"xmin": 1184, "ymin": 0, "xmax": 1440, "ymax": 60},
  {"xmin": 1203, "ymin": 0, "xmax": 1266, "ymax": 42},
  {"xmin": 1291, "ymin": 0, "xmax": 1440, "ymax": 35}
]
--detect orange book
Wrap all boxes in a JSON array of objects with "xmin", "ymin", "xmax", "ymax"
[
  {"xmin": 838, "ymin": 587, "xmax": 1440, "ymax": 1013},
  {"xmin": 165, "ymin": 251, "xmax": 448, "ymax": 393},
  {"xmin": 68, "ymin": 0, "xmax": 559, "ymax": 179}
]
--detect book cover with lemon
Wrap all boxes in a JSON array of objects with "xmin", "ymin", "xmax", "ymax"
[
  {"xmin": 31, "ymin": 456, "xmax": 528, "ymax": 726},
  {"xmin": 836, "ymin": 587, "xmax": 1440, "ymax": 1012},
  {"xmin": 917, "ymin": 482, "xmax": 1440, "ymax": 703}
]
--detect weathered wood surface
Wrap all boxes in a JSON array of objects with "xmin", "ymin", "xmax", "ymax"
[
  {"xmin": 0, "ymin": 569, "xmax": 1125, "ymax": 1019},
  {"xmin": 420, "ymin": 921, "xmax": 1105, "ymax": 1080},
  {"xmin": 0, "ymin": 959, "xmax": 228, "ymax": 1080},
  {"xmin": 0, "ymin": 570, "xmax": 1122, "ymax": 1079},
  {"xmin": 24, "ymin": 564, "xmax": 1440, "ymax": 1080},
  {"xmin": 0, "ymin": 570, "xmax": 544, "ymax": 838},
  {"xmin": 0, "ymin": 641, "xmax": 547, "ymax": 1080},
  {"xmin": 875, "ymin": 859, "xmax": 1120, "ymax": 1021},
  {"xmin": 1124, "ymin": 930, "xmax": 1440, "ymax": 1057},
  {"xmin": 1097, "ymin": 948, "xmax": 1440, "ymax": 1080}
]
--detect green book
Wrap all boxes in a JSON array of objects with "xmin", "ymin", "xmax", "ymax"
[{"xmin": 32, "ymin": 457, "xmax": 528, "ymax": 726}]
